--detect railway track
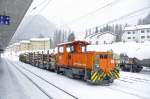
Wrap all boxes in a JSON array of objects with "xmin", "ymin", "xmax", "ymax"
[
  {"xmin": 6, "ymin": 59, "xmax": 150, "ymax": 99},
  {"xmin": 119, "ymin": 76, "xmax": 150, "ymax": 85},
  {"xmin": 9, "ymin": 61, "xmax": 78, "ymax": 99},
  {"xmin": 106, "ymin": 80, "xmax": 150, "ymax": 99},
  {"xmin": 122, "ymin": 76, "xmax": 150, "ymax": 82},
  {"xmin": 108, "ymin": 76, "xmax": 150, "ymax": 99},
  {"xmin": 16, "ymin": 61, "xmax": 148, "ymax": 99},
  {"xmin": 106, "ymin": 86, "xmax": 148, "ymax": 99},
  {"xmin": 5, "ymin": 60, "xmax": 53, "ymax": 99}
]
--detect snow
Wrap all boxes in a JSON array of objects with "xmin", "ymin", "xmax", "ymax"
[
  {"xmin": 3, "ymin": 54, "xmax": 150, "ymax": 99},
  {"xmin": 0, "ymin": 57, "xmax": 49, "ymax": 99},
  {"xmin": 14, "ymin": 43, "xmax": 20, "ymax": 46},
  {"xmin": 124, "ymin": 24, "xmax": 150, "ymax": 31},
  {"xmin": 30, "ymin": 38, "xmax": 50, "ymax": 41},
  {"xmin": 20, "ymin": 40, "xmax": 30, "ymax": 43},
  {"xmin": 87, "ymin": 41, "xmax": 150, "ymax": 60}
]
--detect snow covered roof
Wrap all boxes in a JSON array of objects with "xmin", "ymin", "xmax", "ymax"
[
  {"xmin": 20, "ymin": 40, "xmax": 30, "ymax": 43},
  {"xmin": 58, "ymin": 40, "xmax": 89, "ymax": 46},
  {"xmin": 124, "ymin": 24, "xmax": 150, "ymax": 31},
  {"xmin": 14, "ymin": 43, "xmax": 20, "ymax": 46},
  {"xmin": 87, "ymin": 41, "xmax": 150, "ymax": 60},
  {"xmin": 30, "ymin": 38, "xmax": 50, "ymax": 41}
]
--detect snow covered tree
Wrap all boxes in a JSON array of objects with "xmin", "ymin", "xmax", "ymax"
[
  {"xmin": 95, "ymin": 26, "xmax": 98, "ymax": 33},
  {"xmin": 68, "ymin": 32, "xmax": 75, "ymax": 42}
]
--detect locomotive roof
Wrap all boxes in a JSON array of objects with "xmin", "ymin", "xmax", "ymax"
[{"xmin": 57, "ymin": 40, "xmax": 89, "ymax": 46}]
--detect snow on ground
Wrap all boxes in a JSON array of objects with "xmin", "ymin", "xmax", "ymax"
[
  {"xmin": 3, "ymin": 54, "xmax": 150, "ymax": 99},
  {"xmin": 87, "ymin": 41, "xmax": 150, "ymax": 60},
  {"xmin": 0, "ymin": 57, "xmax": 49, "ymax": 99}
]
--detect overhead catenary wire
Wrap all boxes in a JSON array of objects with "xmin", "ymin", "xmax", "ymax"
[
  {"xmin": 85, "ymin": 6, "xmax": 150, "ymax": 38},
  {"xmin": 59, "ymin": 0, "xmax": 121, "ymax": 28},
  {"xmin": 28, "ymin": 0, "xmax": 50, "ymax": 14},
  {"xmin": 26, "ymin": 0, "xmax": 52, "ymax": 24},
  {"xmin": 96, "ymin": 6, "xmax": 150, "ymax": 28},
  {"xmin": 66, "ymin": 6, "xmax": 150, "ymax": 34}
]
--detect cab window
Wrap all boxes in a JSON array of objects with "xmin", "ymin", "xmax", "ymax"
[
  {"xmin": 58, "ymin": 47, "xmax": 64, "ymax": 53},
  {"xmin": 67, "ymin": 45, "xmax": 74, "ymax": 53}
]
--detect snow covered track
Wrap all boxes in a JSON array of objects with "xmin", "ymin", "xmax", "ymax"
[
  {"xmin": 3, "ymin": 55, "xmax": 150, "ymax": 99},
  {"xmin": 7, "ymin": 60, "xmax": 78, "ymax": 99},
  {"xmin": 12, "ymin": 64, "xmax": 53, "ymax": 99}
]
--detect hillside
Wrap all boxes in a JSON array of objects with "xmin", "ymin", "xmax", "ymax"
[{"xmin": 11, "ymin": 15, "xmax": 56, "ymax": 43}]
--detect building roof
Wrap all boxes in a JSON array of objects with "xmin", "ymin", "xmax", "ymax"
[
  {"xmin": 30, "ymin": 38, "xmax": 50, "ymax": 41},
  {"xmin": 14, "ymin": 43, "xmax": 20, "ymax": 46},
  {"xmin": 57, "ymin": 40, "xmax": 89, "ymax": 46},
  {"xmin": 20, "ymin": 40, "xmax": 30, "ymax": 43},
  {"xmin": 124, "ymin": 24, "xmax": 150, "ymax": 31}
]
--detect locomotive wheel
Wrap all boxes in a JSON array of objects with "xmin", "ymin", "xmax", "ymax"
[{"xmin": 56, "ymin": 67, "xmax": 61, "ymax": 74}]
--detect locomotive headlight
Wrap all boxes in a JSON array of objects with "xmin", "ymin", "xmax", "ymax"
[
  {"xmin": 111, "ymin": 60, "xmax": 114, "ymax": 63},
  {"xmin": 94, "ymin": 64, "xmax": 99, "ymax": 68}
]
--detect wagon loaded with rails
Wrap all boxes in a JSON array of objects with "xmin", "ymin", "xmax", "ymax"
[
  {"xmin": 119, "ymin": 53, "xmax": 143, "ymax": 72},
  {"xmin": 19, "ymin": 41, "xmax": 119, "ymax": 84},
  {"xmin": 20, "ymin": 51, "xmax": 56, "ymax": 70}
]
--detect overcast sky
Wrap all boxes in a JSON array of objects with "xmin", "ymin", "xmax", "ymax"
[{"xmin": 25, "ymin": 0, "xmax": 150, "ymax": 39}]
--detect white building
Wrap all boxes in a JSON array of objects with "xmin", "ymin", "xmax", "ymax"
[
  {"xmin": 122, "ymin": 24, "xmax": 150, "ymax": 43},
  {"xmin": 30, "ymin": 38, "xmax": 51, "ymax": 50},
  {"xmin": 19, "ymin": 40, "xmax": 31, "ymax": 51},
  {"xmin": 85, "ymin": 32, "xmax": 116, "ymax": 45}
]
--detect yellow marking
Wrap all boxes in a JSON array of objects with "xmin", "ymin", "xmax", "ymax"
[
  {"xmin": 109, "ymin": 72, "xmax": 113, "ymax": 77},
  {"xmin": 91, "ymin": 72, "xmax": 98, "ymax": 80},
  {"xmin": 107, "ymin": 72, "xmax": 112, "ymax": 77},
  {"xmin": 113, "ymin": 71, "xmax": 119, "ymax": 79},
  {"xmin": 93, "ymin": 74, "xmax": 99, "ymax": 82},
  {"xmin": 99, "ymin": 72, "xmax": 104, "ymax": 80},
  {"xmin": 103, "ymin": 73, "xmax": 106, "ymax": 78},
  {"xmin": 114, "ymin": 70, "xmax": 120, "ymax": 79},
  {"xmin": 115, "ymin": 73, "xmax": 120, "ymax": 79}
]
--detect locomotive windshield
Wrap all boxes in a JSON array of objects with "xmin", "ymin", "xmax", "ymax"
[
  {"xmin": 99, "ymin": 54, "xmax": 113, "ymax": 59},
  {"xmin": 67, "ymin": 45, "xmax": 74, "ymax": 53}
]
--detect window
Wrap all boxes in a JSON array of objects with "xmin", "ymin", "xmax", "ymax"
[
  {"xmin": 82, "ymin": 46, "xmax": 86, "ymax": 52},
  {"xmin": 128, "ymin": 37, "xmax": 131, "ymax": 39},
  {"xmin": 59, "ymin": 47, "xmax": 64, "ymax": 53},
  {"xmin": 128, "ymin": 32, "xmax": 131, "ymax": 34},
  {"xmin": 133, "ymin": 37, "xmax": 135, "ymax": 39},
  {"xmin": 141, "ymin": 30, "xmax": 144, "ymax": 33},
  {"xmin": 133, "ymin": 31, "xmax": 135, "ymax": 34},
  {"xmin": 67, "ymin": 45, "xmax": 74, "ymax": 52},
  {"xmin": 99, "ymin": 54, "xmax": 109, "ymax": 59},
  {"xmin": 147, "ymin": 30, "xmax": 149, "ymax": 33},
  {"xmin": 141, "ymin": 36, "xmax": 145, "ymax": 39},
  {"xmin": 147, "ymin": 36, "xmax": 150, "ymax": 38}
]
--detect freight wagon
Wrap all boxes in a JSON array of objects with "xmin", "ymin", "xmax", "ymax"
[{"xmin": 119, "ymin": 53, "xmax": 143, "ymax": 72}]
